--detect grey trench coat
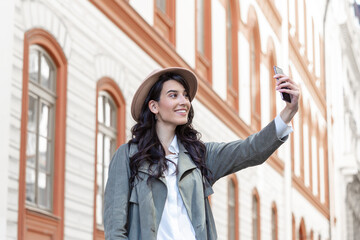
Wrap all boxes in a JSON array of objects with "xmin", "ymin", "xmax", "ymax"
[{"xmin": 104, "ymin": 120, "xmax": 287, "ymax": 240}]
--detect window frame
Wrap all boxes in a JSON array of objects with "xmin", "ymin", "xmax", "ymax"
[
  {"xmin": 154, "ymin": 0, "xmax": 176, "ymax": 45},
  {"xmin": 195, "ymin": 0, "xmax": 212, "ymax": 84},
  {"xmin": 18, "ymin": 28, "xmax": 67, "ymax": 240},
  {"xmin": 226, "ymin": 0, "xmax": 240, "ymax": 112}
]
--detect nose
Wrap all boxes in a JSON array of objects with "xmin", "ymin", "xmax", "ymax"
[{"xmin": 179, "ymin": 94, "xmax": 190, "ymax": 105}]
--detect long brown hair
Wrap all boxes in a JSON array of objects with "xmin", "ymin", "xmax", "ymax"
[{"xmin": 128, "ymin": 73, "xmax": 212, "ymax": 185}]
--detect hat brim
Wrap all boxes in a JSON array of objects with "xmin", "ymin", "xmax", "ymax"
[{"xmin": 131, "ymin": 67, "xmax": 198, "ymax": 122}]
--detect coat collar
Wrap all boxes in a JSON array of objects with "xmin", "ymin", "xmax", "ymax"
[
  {"xmin": 129, "ymin": 140, "xmax": 197, "ymax": 183},
  {"xmin": 177, "ymin": 139, "xmax": 197, "ymax": 182}
]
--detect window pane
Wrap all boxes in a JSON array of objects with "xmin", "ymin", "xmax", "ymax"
[
  {"xmin": 40, "ymin": 54, "xmax": 52, "ymax": 90},
  {"xmin": 37, "ymin": 171, "xmax": 51, "ymax": 209},
  {"xmin": 197, "ymin": 0, "xmax": 205, "ymax": 55},
  {"xmin": 228, "ymin": 181, "xmax": 235, "ymax": 240},
  {"xmin": 110, "ymin": 103, "xmax": 117, "ymax": 129},
  {"xmin": 97, "ymin": 133, "xmax": 104, "ymax": 193},
  {"xmin": 227, "ymin": 0, "xmax": 232, "ymax": 87},
  {"xmin": 26, "ymin": 132, "xmax": 37, "ymax": 163},
  {"xmin": 156, "ymin": 0, "xmax": 166, "ymax": 14},
  {"xmin": 38, "ymin": 136, "xmax": 50, "ymax": 172},
  {"xmin": 26, "ymin": 167, "xmax": 36, "ymax": 203},
  {"xmin": 105, "ymin": 99, "xmax": 111, "ymax": 127},
  {"xmin": 39, "ymin": 103, "xmax": 50, "ymax": 138},
  {"xmin": 29, "ymin": 50, "xmax": 39, "ymax": 83},
  {"xmin": 104, "ymin": 136, "xmax": 111, "ymax": 191},
  {"xmin": 28, "ymin": 95, "xmax": 38, "ymax": 132},
  {"xmin": 96, "ymin": 188, "xmax": 103, "ymax": 226},
  {"xmin": 98, "ymin": 95, "xmax": 104, "ymax": 124},
  {"xmin": 96, "ymin": 133, "xmax": 104, "ymax": 226},
  {"xmin": 251, "ymin": 36, "xmax": 257, "ymax": 113}
]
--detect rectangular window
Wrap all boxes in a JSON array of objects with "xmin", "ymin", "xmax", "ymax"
[
  {"xmin": 195, "ymin": 0, "xmax": 212, "ymax": 83},
  {"xmin": 154, "ymin": 0, "xmax": 175, "ymax": 45}
]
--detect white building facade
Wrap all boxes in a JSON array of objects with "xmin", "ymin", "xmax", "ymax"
[
  {"xmin": 325, "ymin": 0, "xmax": 360, "ymax": 240},
  {"xmin": 0, "ymin": 0, "xmax": 337, "ymax": 239}
]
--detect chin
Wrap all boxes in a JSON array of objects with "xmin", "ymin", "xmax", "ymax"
[{"xmin": 176, "ymin": 119, "xmax": 188, "ymax": 126}]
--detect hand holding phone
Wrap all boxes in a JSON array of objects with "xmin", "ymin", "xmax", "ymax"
[{"xmin": 273, "ymin": 66, "xmax": 291, "ymax": 103}]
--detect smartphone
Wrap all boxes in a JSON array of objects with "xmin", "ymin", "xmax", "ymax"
[{"xmin": 273, "ymin": 66, "xmax": 291, "ymax": 103}]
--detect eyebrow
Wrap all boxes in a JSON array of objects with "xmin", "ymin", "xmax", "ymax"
[{"xmin": 166, "ymin": 89, "xmax": 187, "ymax": 94}]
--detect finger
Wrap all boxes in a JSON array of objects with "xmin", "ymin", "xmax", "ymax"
[
  {"xmin": 276, "ymin": 82, "xmax": 299, "ymax": 90},
  {"xmin": 276, "ymin": 76, "xmax": 290, "ymax": 82},
  {"xmin": 275, "ymin": 77, "xmax": 292, "ymax": 86},
  {"xmin": 277, "ymin": 88, "xmax": 300, "ymax": 98}
]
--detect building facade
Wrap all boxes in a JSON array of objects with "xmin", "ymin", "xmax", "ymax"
[
  {"xmin": 0, "ymin": 0, "xmax": 337, "ymax": 239},
  {"xmin": 324, "ymin": 0, "xmax": 360, "ymax": 240}
]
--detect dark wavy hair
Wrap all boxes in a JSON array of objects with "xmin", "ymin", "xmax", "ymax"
[{"xmin": 128, "ymin": 73, "xmax": 212, "ymax": 186}]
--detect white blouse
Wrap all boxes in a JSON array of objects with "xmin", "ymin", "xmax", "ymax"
[{"xmin": 157, "ymin": 135, "xmax": 196, "ymax": 240}]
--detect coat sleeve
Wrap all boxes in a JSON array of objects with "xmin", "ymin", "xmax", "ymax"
[
  {"xmin": 104, "ymin": 144, "xmax": 131, "ymax": 240},
  {"xmin": 205, "ymin": 120, "xmax": 288, "ymax": 184}
]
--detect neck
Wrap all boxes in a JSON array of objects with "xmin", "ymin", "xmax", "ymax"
[{"xmin": 156, "ymin": 122, "xmax": 176, "ymax": 155}]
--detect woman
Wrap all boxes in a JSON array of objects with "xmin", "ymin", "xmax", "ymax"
[{"xmin": 104, "ymin": 67, "xmax": 300, "ymax": 240}]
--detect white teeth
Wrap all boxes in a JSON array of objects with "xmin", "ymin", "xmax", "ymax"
[{"xmin": 176, "ymin": 110, "xmax": 186, "ymax": 113}]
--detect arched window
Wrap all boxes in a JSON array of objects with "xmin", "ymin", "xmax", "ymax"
[
  {"xmin": 196, "ymin": 0, "xmax": 212, "ymax": 83},
  {"xmin": 299, "ymin": 218, "xmax": 306, "ymax": 240},
  {"xmin": 154, "ymin": 0, "xmax": 175, "ymax": 45},
  {"xmin": 26, "ymin": 45, "xmax": 56, "ymax": 211},
  {"xmin": 226, "ymin": 0, "xmax": 239, "ymax": 111},
  {"xmin": 228, "ymin": 175, "xmax": 239, "ymax": 240},
  {"xmin": 19, "ymin": 28, "xmax": 67, "ymax": 240},
  {"xmin": 252, "ymin": 189, "xmax": 261, "ymax": 240},
  {"xmin": 271, "ymin": 203, "xmax": 278, "ymax": 240},
  {"xmin": 94, "ymin": 78, "xmax": 126, "ymax": 239},
  {"xmin": 248, "ymin": 8, "xmax": 261, "ymax": 130}
]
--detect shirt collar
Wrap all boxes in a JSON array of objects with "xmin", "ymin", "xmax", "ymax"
[{"xmin": 168, "ymin": 135, "xmax": 179, "ymax": 155}]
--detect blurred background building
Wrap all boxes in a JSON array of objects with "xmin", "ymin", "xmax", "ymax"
[
  {"xmin": 0, "ymin": 0, "xmax": 359, "ymax": 239},
  {"xmin": 324, "ymin": 0, "xmax": 360, "ymax": 239}
]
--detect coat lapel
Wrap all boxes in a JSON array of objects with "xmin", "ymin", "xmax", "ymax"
[{"xmin": 177, "ymin": 141, "xmax": 197, "ymax": 183}]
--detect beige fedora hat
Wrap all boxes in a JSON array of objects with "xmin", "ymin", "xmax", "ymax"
[{"xmin": 131, "ymin": 67, "xmax": 198, "ymax": 122}]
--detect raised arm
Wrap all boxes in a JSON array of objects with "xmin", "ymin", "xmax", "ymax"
[{"xmin": 205, "ymin": 120, "xmax": 287, "ymax": 184}]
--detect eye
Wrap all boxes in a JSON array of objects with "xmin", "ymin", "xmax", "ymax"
[{"xmin": 169, "ymin": 93, "xmax": 177, "ymax": 98}]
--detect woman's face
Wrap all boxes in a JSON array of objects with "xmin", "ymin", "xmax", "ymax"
[{"xmin": 149, "ymin": 80, "xmax": 191, "ymax": 129}]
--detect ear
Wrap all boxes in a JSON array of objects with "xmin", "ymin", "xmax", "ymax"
[{"xmin": 148, "ymin": 100, "xmax": 159, "ymax": 114}]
